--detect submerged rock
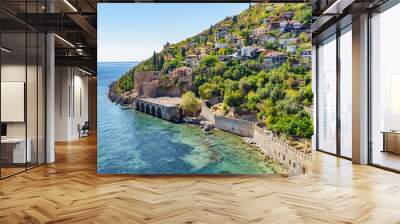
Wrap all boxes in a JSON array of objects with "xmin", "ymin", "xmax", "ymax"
[
  {"xmin": 183, "ymin": 117, "xmax": 202, "ymax": 125},
  {"xmin": 243, "ymin": 137, "xmax": 256, "ymax": 144},
  {"xmin": 203, "ymin": 123, "xmax": 214, "ymax": 132}
]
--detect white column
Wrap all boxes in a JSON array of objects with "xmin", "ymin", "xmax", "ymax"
[
  {"xmin": 352, "ymin": 14, "xmax": 369, "ymax": 164},
  {"xmin": 46, "ymin": 32, "xmax": 55, "ymax": 163}
]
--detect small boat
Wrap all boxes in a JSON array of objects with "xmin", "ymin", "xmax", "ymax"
[{"xmin": 120, "ymin": 104, "xmax": 135, "ymax": 110}]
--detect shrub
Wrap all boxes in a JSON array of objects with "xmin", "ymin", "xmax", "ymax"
[
  {"xmin": 198, "ymin": 83, "xmax": 216, "ymax": 100},
  {"xmin": 181, "ymin": 92, "xmax": 201, "ymax": 116},
  {"xmin": 200, "ymin": 55, "xmax": 219, "ymax": 68},
  {"xmin": 224, "ymin": 90, "xmax": 244, "ymax": 108}
]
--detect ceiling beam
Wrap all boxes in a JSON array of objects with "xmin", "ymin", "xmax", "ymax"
[
  {"xmin": 55, "ymin": 55, "xmax": 97, "ymax": 74},
  {"xmin": 67, "ymin": 13, "xmax": 97, "ymax": 44}
]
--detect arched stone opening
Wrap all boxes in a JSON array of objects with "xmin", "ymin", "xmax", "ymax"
[
  {"xmin": 145, "ymin": 104, "xmax": 150, "ymax": 114},
  {"xmin": 151, "ymin": 106, "xmax": 156, "ymax": 115},
  {"xmin": 136, "ymin": 102, "xmax": 140, "ymax": 110},
  {"xmin": 156, "ymin": 107, "xmax": 162, "ymax": 118},
  {"xmin": 140, "ymin": 103, "xmax": 145, "ymax": 112}
]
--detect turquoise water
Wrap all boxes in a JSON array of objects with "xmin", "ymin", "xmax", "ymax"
[{"xmin": 97, "ymin": 62, "xmax": 276, "ymax": 174}]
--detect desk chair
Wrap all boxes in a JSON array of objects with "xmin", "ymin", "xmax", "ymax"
[{"xmin": 78, "ymin": 121, "xmax": 90, "ymax": 138}]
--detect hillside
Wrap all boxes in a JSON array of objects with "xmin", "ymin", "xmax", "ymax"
[{"xmin": 111, "ymin": 3, "xmax": 313, "ymax": 139}]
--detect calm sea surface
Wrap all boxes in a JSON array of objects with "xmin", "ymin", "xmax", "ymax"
[{"xmin": 97, "ymin": 62, "xmax": 276, "ymax": 174}]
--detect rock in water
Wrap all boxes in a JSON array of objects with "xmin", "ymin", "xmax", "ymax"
[
  {"xmin": 243, "ymin": 137, "xmax": 256, "ymax": 144},
  {"xmin": 184, "ymin": 117, "xmax": 201, "ymax": 125},
  {"xmin": 203, "ymin": 123, "xmax": 214, "ymax": 132}
]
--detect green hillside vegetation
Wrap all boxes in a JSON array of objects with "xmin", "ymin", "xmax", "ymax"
[{"xmin": 113, "ymin": 3, "xmax": 313, "ymax": 138}]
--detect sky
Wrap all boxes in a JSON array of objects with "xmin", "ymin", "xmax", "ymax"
[{"xmin": 98, "ymin": 3, "xmax": 249, "ymax": 62}]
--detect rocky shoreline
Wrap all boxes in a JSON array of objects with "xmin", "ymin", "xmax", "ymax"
[
  {"xmin": 108, "ymin": 82, "xmax": 136, "ymax": 106},
  {"xmin": 183, "ymin": 117, "xmax": 214, "ymax": 132}
]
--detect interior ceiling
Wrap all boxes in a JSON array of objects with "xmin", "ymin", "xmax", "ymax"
[{"xmin": 0, "ymin": 0, "xmax": 98, "ymax": 74}]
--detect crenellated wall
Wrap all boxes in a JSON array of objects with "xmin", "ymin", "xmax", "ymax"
[{"xmin": 253, "ymin": 126, "xmax": 312, "ymax": 174}]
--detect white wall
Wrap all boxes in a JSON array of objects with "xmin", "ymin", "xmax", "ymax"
[
  {"xmin": 1, "ymin": 64, "xmax": 26, "ymax": 139},
  {"xmin": 1, "ymin": 63, "xmax": 46, "ymax": 164},
  {"xmin": 55, "ymin": 67, "xmax": 89, "ymax": 141}
]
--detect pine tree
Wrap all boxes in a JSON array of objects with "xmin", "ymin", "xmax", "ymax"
[
  {"xmin": 233, "ymin": 15, "xmax": 238, "ymax": 23},
  {"xmin": 158, "ymin": 55, "xmax": 164, "ymax": 70},
  {"xmin": 208, "ymin": 25, "xmax": 213, "ymax": 35},
  {"xmin": 152, "ymin": 51, "xmax": 158, "ymax": 71}
]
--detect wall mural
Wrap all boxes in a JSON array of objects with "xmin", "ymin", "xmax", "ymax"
[{"xmin": 97, "ymin": 3, "xmax": 312, "ymax": 175}]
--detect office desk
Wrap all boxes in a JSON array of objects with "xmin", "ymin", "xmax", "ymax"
[
  {"xmin": 1, "ymin": 138, "xmax": 31, "ymax": 163},
  {"xmin": 382, "ymin": 131, "xmax": 400, "ymax": 155}
]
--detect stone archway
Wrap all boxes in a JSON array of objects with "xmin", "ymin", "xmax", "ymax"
[
  {"xmin": 140, "ymin": 103, "xmax": 145, "ymax": 112},
  {"xmin": 136, "ymin": 102, "xmax": 140, "ymax": 111},
  {"xmin": 145, "ymin": 104, "xmax": 150, "ymax": 114},
  {"xmin": 156, "ymin": 107, "xmax": 162, "ymax": 118},
  {"xmin": 151, "ymin": 106, "xmax": 156, "ymax": 116}
]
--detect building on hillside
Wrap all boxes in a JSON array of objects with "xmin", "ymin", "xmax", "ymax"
[
  {"xmin": 238, "ymin": 46, "xmax": 258, "ymax": 59},
  {"xmin": 164, "ymin": 53, "xmax": 174, "ymax": 61},
  {"xmin": 289, "ymin": 20, "xmax": 303, "ymax": 34},
  {"xmin": 279, "ymin": 37, "xmax": 298, "ymax": 47},
  {"xmin": 263, "ymin": 51, "xmax": 288, "ymax": 69},
  {"xmin": 286, "ymin": 45, "xmax": 298, "ymax": 54},
  {"xmin": 237, "ymin": 46, "xmax": 266, "ymax": 59},
  {"xmin": 194, "ymin": 47, "xmax": 209, "ymax": 55},
  {"xmin": 291, "ymin": 60, "xmax": 310, "ymax": 70},
  {"xmin": 227, "ymin": 52, "xmax": 239, "ymax": 59},
  {"xmin": 215, "ymin": 30, "xmax": 228, "ymax": 41},
  {"xmin": 280, "ymin": 19, "xmax": 289, "ymax": 33},
  {"xmin": 267, "ymin": 21, "xmax": 280, "ymax": 30},
  {"xmin": 301, "ymin": 50, "xmax": 312, "ymax": 58},
  {"xmin": 237, "ymin": 38, "xmax": 245, "ymax": 47},
  {"xmin": 283, "ymin": 11, "xmax": 295, "ymax": 20},
  {"xmin": 290, "ymin": 20, "xmax": 303, "ymax": 29},
  {"xmin": 185, "ymin": 55, "xmax": 201, "ymax": 67},
  {"xmin": 262, "ymin": 16, "xmax": 274, "ymax": 25},
  {"xmin": 261, "ymin": 35, "xmax": 277, "ymax": 44},
  {"xmin": 215, "ymin": 43, "xmax": 228, "ymax": 49},
  {"xmin": 171, "ymin": 66, "xmax": 192, "ymax": 83},
  {"xmin": 227, "ymin": 33, "xmax": 239, "ymax": 43},
  {"xmin": 251, "ymin": 27, "xmax": 267, "ymax": 37}
]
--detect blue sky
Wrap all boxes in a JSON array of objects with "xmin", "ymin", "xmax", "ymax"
[{"xmin": 98, "ymin": 3, "xmax": 249, "ymax": 62}]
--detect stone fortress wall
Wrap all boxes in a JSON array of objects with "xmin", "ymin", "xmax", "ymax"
[
  {"xmin": 134, "ymin": 67, "xmax": 193, "ymax": 98},
  {"xmin": 200, "ymin": 103, "xmax": 255, "ymax": 137},
  {"xmin": 253, "ymin": 126, "xmax": 312, "ymax": 174}
]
